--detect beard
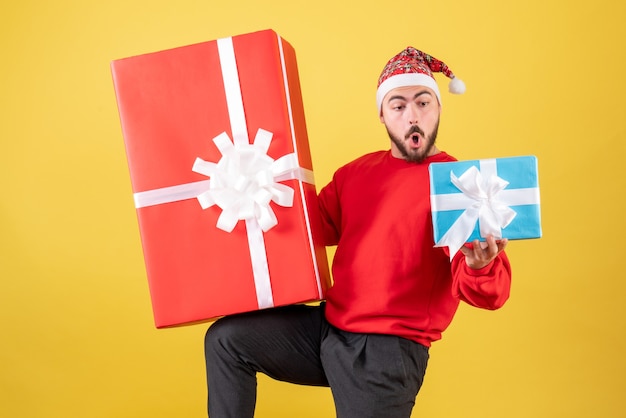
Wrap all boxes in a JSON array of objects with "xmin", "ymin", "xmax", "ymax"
[{"xmin": 387, "ymin": 120, "xmax": 439, "ymax": 163}]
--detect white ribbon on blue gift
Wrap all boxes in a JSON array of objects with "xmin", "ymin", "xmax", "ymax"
[
  {"xmin": 132, "ymin": 36, "xmax": 315, "ymax": 310},
  {"xmin": 431, "ymin": 159, "xmax": 540, "ymax": 260}
]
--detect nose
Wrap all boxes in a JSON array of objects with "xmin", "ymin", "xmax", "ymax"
[{"xmin": 407, "ymin": 103, "xmax": 419, "ymax": 125}]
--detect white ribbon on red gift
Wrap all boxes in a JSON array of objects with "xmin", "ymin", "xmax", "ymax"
[
  {"xmin": 132, "ymin": 35, "xmax": 315, "ymax": 310},
  {"xmin": 431, "ymin": 159, "xmax": 540, "ymax": 260}
]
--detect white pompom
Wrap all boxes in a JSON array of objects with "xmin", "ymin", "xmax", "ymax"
[{"xmin": 448, "ymin": 77, "xmax": 466, "ymax": 94}]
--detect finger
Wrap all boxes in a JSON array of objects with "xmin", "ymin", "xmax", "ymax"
[
  {"xmin": 482, "ymin": 235, "xmax": 500, "ymax": 258},
  {"xmin": 485, "ymin": 234, "xmax": 497, "ymax": 248},
  {"xmin": 472, "ymin": 240, "xmax": 486, "ymax": 258}
]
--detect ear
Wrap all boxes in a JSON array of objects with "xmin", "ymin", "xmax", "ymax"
[{"xmin": 379, "ymin": 108, "xmax": 385, "ymax": 123}]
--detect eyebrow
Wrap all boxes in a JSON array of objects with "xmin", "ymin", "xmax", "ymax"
[{"xmin": 387, "ymin": 90, "xmax": 433, "ymax": 103}]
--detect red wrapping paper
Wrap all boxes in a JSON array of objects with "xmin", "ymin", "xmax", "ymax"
[{"xmin": 111, "ymin": 29, "xmax": 331, "ymax": 327}]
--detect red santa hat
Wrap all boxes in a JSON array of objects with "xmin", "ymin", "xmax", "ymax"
[{"xmin": 376, "ymin": 47, "xmax": 465, "ymax": 111}]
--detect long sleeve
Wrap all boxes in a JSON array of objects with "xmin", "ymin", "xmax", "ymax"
[
  {"xmin": 317, "ymin": 172, "xmax": 342, "ymax": 247},
  {"xmin": 450, "ymin": 248, "xmax": 512, "ymax": 310}
]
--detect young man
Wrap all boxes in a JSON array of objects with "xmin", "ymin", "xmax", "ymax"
[{"xmin": 204, "ymin": 47, "xmax": 512, "ymax": 418}]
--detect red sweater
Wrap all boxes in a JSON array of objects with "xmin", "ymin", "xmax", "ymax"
[{"xmin": 318, "ymin": 150, "xmax": 511, "ymax": 347}]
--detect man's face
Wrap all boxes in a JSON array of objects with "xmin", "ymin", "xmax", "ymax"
[{"xmin": 379, "ymin": 85, "xmax": 441, "ymax": 163}]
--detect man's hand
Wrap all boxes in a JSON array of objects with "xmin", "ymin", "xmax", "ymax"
[{"xmin": 459, "ymin": 235, "xmax": 508, "ymax": 270}]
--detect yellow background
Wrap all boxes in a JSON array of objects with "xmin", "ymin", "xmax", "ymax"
[{"xmin": 2, "ymin": 0, "xmax": 625, "ymax": 417}]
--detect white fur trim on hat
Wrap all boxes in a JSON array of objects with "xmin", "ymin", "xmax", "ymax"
[{"xmin": 376, "ymin": 73, "xmax": 441, "ymax": 112}]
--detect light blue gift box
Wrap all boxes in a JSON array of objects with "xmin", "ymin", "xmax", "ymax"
[{"xmin": 429, "ymin": 156, "xmax": 542, "ymax": 257}]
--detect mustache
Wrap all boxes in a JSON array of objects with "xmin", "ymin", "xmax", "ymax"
[{"xmin": 405, "ymin": 125, "xmax": 425, "ymax": 138}]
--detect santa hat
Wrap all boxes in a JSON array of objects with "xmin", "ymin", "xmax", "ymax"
[{"xmin": 376, "ymin": 47, "xmax": 465, "ymax": 111}]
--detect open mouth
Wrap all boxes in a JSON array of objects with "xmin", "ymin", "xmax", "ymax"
[
  {"xmin": 407, "ymin": 132, "xmax": 422, "ymax": 148},
  {"xmin": 406, "ymin": 126, "xmax": 424, "ymax": 146}
]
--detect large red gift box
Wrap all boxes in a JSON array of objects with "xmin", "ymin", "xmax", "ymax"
[{"xmin": 111, "ymin": 29, "xmax": 331, "ymax": 328}]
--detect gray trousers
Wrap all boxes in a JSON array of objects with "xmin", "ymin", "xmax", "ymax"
[{"xmin": 204, "ymin": 304, "xmax": 429, "ymax": 418}]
